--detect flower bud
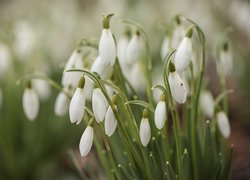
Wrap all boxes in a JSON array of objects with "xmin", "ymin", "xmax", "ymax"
[
  {"xmin": 126, "ymin": 31, "xmax": 142, "ymax": 65},
  {"xmin": 154, "ymin": 94, "xmax": 167, "ymax": 129},
  {"xmin": 79, "ymin": 125, "xmax": 94, "ymax": 157},
  {"xmin": 216, "ymin": 111, "xmax": 231, "ymax": 138},
  {"xmin": 200, "ymin": 90, "xmax": 215, "ymax": 118},
  {"xmin": 140, "ymin": 109, "xmax": 151, "ymax": 147},
  {"xmin": 22, "ymin": 81, "xmax": 39, "ymax": 121}
]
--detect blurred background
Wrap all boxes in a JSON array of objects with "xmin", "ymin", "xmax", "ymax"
[{"xmin": 0, "ymin": 0, "xmax": 250, "ymax": 179}]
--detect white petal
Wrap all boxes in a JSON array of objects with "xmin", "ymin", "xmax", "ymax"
[
  {"xmin": 171, "ymin": 25, "xmax": 185, "ymax": 48},
  {"xmin": 22, "ymin": 88, "xmax": 39, "ymax": 121},
  {"xmin": 33, "ymin": 79, "xmax": 51, "ymax": 101},
  {"xmin": 154, "ymin": 101, "xmax": 167, "ymax": 129},
  {"xmin": 161, "ymin": 37, "xmax": 170, "ymax": 61},
  {"xmin": 126, "ymin": 34, "xmax": 141, "ymax": 65},
  {"xmin": 105, "ymin": 84, "xmax": 114, "ymax": 98},
  {"xmin": 129, "ymin": 62, "xmax": 145, "ymax": 93},
  {"xmin": 92, "ymin": 88, "xmax": 108, "ymax": 123},
  {"xmin": 175, "ymin": 37, "xmax": 192, "ymax": 72},
  {"xmin": 69, "ymin": 88, "xmax": 85, "ymax": 124},
  {"xmin": 54, "ymin": 91, "xmax": 70, "ymax": 116},
  {"xmin": 91, "ymin": 56, "xmax": 111, "ymax": 79},
  {"xmin": 104, "ymin": 106, "xmax": 117, "ymax": 137},
  {"xmin": 216, "ymin": 111, "xmax": 231, "ymax": 138},
  {"xmin": 83, "ymin": 76, "xmax": 94, "ymax": 101},
  {"xmin": 140, "ymin": 118, "xmax": 151, "ymax": 147},
  {"xmin": 168, "ymin": 72, "xmax": 187, "ymax": 104},
  {"xmin": 200, "ymin": 91, "xmax": 215, "ymax": 118},
  {"xmin": 117, "ymin": 36, "xmax": 129, "ymax": 66},
  {"xmin": 219, "ymin": 50, "xmax": 233, "ymax": 75},
  {"xmin": 79, "ymin": 126, "xmax": 94, "ymax": 157},
  {"xmin": 99, "ymin": 29, "xmax": 116, "ymax": 66}
]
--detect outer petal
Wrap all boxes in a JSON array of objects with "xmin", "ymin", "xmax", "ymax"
[
  {"xmin": 33, "ymin": 79, "xmax": 51, "ymax": 101},
  {"xmin": 22, "ymin": 88, "xmax": 39, "ymax": 121},
  {"xmin": 219, "ymin": 50, "xmax": 233, "ymax": 75},
  {"xmin": 104, "ymin": 106, "xmax": 117, "ymax": 137},
  {"xmin": 117, "ymin": 36, "xmax": 129, "ymax": 66},
  {"xmin": 99, "ymin": 29, "xmax": 116, "ymax": 66},
  {"xmin": 175, "ymin": 37, "xmax": 192, "ymax": 72},
  {"xmin": 161, "ymin": 37, "xmax": 170, "ymax": 61},
  {"xmin": 79, "ymin": 126, "xmax": 94, "ymax": 157},
  {"xmin": 216, "ymin": 111, "xmax": 231, "ymax": 138},
  {"xmin": 69, "ymin": 88, "xmax": 85, "ymax": 124},
  {"xmin": 154, "ymin": 101, "xmax": 166, "ymax": 129},
  {"xmin": 200, "ymin": 91, "xmax": 215, "ymax": 118},
  {"xmin": 130, "ymin": 62, "xmax": 145, "ymax": 93},
  {"xmin": 140, "ymin": 118, "xmax": 151, "ymax": 147},
  {"xmin": 168, "ymin": 72, "xmax": 187, "ymax": 104},
  {"xmin": 126, "ymin": 34, "xmax": 141, "ymax": 65},
  {"xmin": 54, "ymin": 91, "xmax": 70, "ymax": 116},
  {"xmin": 91, "ymin": 56, "xmax": 111, "ymax": 79},
  {"xmin": 83, "ymin": 76, "xmax": 94, "ymax": 101},
  {"xmin": 92, "ymin": 88, "xmax": 108, "ymax": 123}
]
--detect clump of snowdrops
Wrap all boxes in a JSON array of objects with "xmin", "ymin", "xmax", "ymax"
[{"xmin": 18, "ymin": 14, "xmax": 233, "ymax": 180}]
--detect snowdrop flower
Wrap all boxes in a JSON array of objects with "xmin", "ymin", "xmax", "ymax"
[
  {"xmin": 175, "ymin": 28, "xmax": 193, "ymax": 72},
  {"xmin": 99, "ymin": 14, "xmax": 116, "ymax": 66},
  {"xmin": 91, "ymin": 55, "xmax": 111, "ymax": 79},
  {"xmin": 104, "ymin": 95, "xmax": 118, "ymax": 136},
  {"xmin": 161, "ymin": 35, "xmax": 171, "ymax": 61},
  {"xmin": 22, "ymin": 81, "xmax": 39, "ymax": 121},
  {"xmin": 62, "ymin": 49, "xmax": 84, "ymax": 87},
  {"xmin": 154, "ymin": 94, "xmax": 167, "ymax": 130},
  {"xmin": 92, "ymin": 87, "xmax": 108, "ymax": 123},
  {"xmin": 168, "ymin": 62, "xmax": 187, "ymax": 104},
  {"xmin": 200, "ymin": 90, "xmax": 215, "ymax": 118},
  {"xmin": 79, "ymin": 118, "xmax": 94, "ymax": 157},
  {"xmin": 126, "ymin": 30, "xmax": 142, "ymax": 65},
  {"xmin": 130, "ymin": 62, "xmax": 146, "ymax": 93},
  {"xmin": 219, "ymin": 42, "xmax": 233, "ymax": 76},
  {"xmin": 33, "ymin": 79, "xmax": 51, "ymax": 101},
  {"xmin": 0, "ymin": 43, "xmax": 11, "ymax": 78},
  {"xmin": 171, "ymin": 18, "xmax": 185, "ymax": 48},
  {"xmin": 13, "ymin": 21, "xmax": 36, "ymax": 60},
  {"xmin": 54, "ymin": 85, "xmax": 71, "ymax": 116},
  {"xmin": 140, "ymin": 109, "xmax": 151, "ymax": 147},
  {"xmin": 117, "ymin": 30, "xmax": 130, "ymax": 67},
  {"xmin": 69, "ymin": 75, "xmax": 85, "ymax": 124},
  {"xmin": 216, "ymin": 110, "xmax": 231, "ymax": 138},
  {"xmin": 83, "ymin": 76, "xmax": 94, "ymax": 101}
]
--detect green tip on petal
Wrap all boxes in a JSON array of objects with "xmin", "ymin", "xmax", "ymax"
[
  {"xmin": 223, "ymin": 42, "xmax": 229, "ymax": 51},
  {"xmin": 102, "ymin": 14, "xmax": 115, "ymax": 29},
  {"xmin": 26, "ymin": 80, "xmax": 32, "ymax": 89},
  {"xmin": 176, "ymin": 16, "xmax": 181, "ymax": 25},
  {"xmin": 136, "ymin": 30, "xmax": 140, "ymax": 36},
  {"xmin": 142, "ymin": 108, "xmax": 149, "ymax": 118},
  {"xmin": 88, "ymin": 117, "xmax": 95, "ymax": 127},
  {"xmin": 185, "ymin": 28, "xmax": 193, "ymax": 38},
  {"xmin": 78, "ymin": 75, "xmax": 85, "ymax": 89},
  {"xmin": 112, "ymin": 94, "xmax": 118, "ymax": 105},
  {"xmin": 125, "ymin": 28, "xmax": 132, "ymax": 38},
  {"xmin": 169, "ymin": 62, "xmax": 176, "ymax": 73}
]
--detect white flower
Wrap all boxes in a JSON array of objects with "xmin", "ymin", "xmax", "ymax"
[
  {"xmin": 0, "ymin": 43, "xmax": 11, "ymax": 78},
  {"xmin": 129, "ymin": 62, "xmax": 145, "ymax": 93},
  {"xmin": 117, "ymin": 35, "xmax": 129, "ymax": 67},
  {"xmin": 62, "ymin": 50, "xmax": 84, "ymax": 87},
  {"xmin": 83, "ymin": 76, "xmax": 94, "ymax": 101},
  {"xmin": 154, "ymin": 100, "xmax": 167, "ymax": 130},
  {"xmin": 161, "ymin": 36, "xmax": 170, "ymax": 61},
  {"xmin": 200, "ymin": 91, "xmax": 215, "ymax": 118},
  {"xmin": 126, "ymin": 32, "xmax": 141, "ymax": 65},
  {"xmin": 219, "ymin": 48, "xmax": 233, "ymax": 76},
  {"xmin": 216, "ymin": 111, "xmax": 231, "ymax": 138},
  {"xmin": 168, "ymin": 71, "xmax": 187, "ymax": 104},
  {"xmin": 22, "ymin": 86, "xmax": 39, "ymax": 121},
  {"xmin": 140, "ymin": 117, "xmax": 151, "ymax": 147},
  {"xmin": 175, "ymin": 36, "xmax": 192, "ymax": 72},
  {"xmin": 171, "ymin": 24, "xmax": 185, "ymax": 48},
  {"xmin": 92, "ymin": 88, "xmax": 108, "ymax": 123},
  {"xmin": 33, "ymin": 79, "xmax": 51, "ymax": 101},
  {"xmin": 99, "ymin": 29, "xmax": 116, "ymax": 66},
  {"xmin": 91, "ymin": 55, "xmax": 111, "ymax": 79},
  {"xmin": 104, "ymin": 105, "xmax": 117, "ymax": 137},
  {"xmin": 54, "ymin": 90, "xmax": 70, "ymax": 116},
  {"xmin": 79, "ymin": 126, "xmax": 94, "ymax": 157},
  {"xmin": 69, "ymin": 87, "xmax": 85, "ymax": 124}
]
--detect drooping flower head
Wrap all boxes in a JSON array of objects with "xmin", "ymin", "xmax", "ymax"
[
  {"xmin": 140, "ymin": 109, "xmax": 151, "ymax": 147},
  {"xmin": 99, "ymin": 14, "xmax": 116, "ymax": 66},
  {"xmin": 154, "ymin": 93, "xmax": 167, "ymax": 130}
]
